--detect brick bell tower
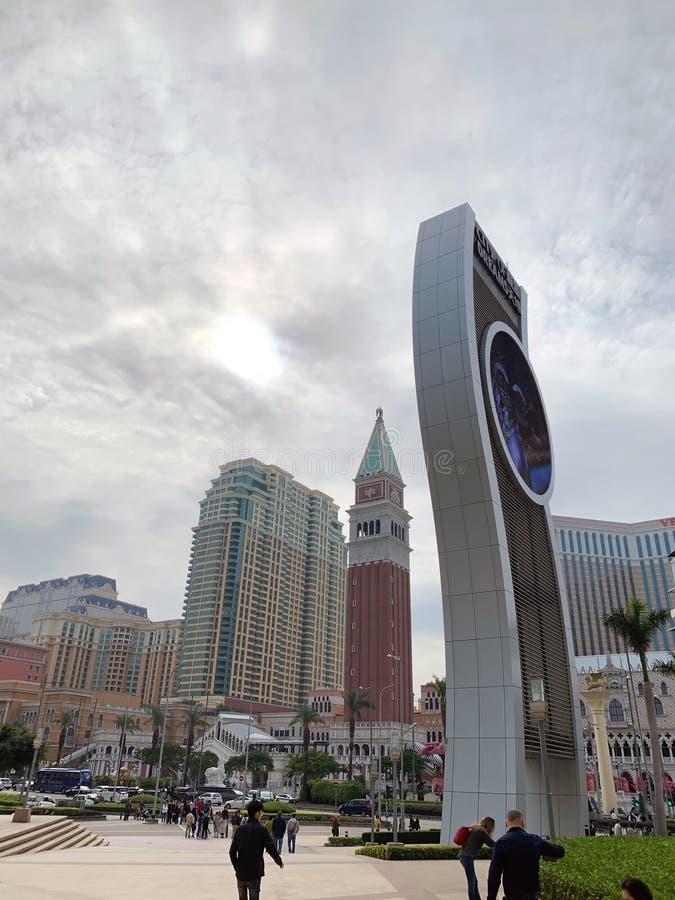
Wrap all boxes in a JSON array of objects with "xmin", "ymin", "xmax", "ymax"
[{"xmin": 344, "ymin": 408, "xmax": 413, "ymax": 723}]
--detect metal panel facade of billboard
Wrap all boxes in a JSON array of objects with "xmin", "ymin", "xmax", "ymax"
[{"xmin": 412, "ymin": 203, "xmax": 586, "ymax": 839}]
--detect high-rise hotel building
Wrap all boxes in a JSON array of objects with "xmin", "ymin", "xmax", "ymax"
[
  {"xmin": 31, "ymin": 610, "xmax": 182, "ymax": 704},
  {"xmin": 553, "ymin": 515, "xmax": 675, "ymax": 657},
  {"xmin": 1, "ymin": 574, "xmax": 145, "ymax": 641},
  {"xmin": 177, "ymin": 460, "xmax": 347, "ymax": 707}
]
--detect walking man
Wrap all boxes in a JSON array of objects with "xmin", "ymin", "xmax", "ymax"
[
  {"xmin": 229, "ymin": 799, "xmax": 283, "ymax": 900},
  {"xmin": 487, "ymin": 809, "xmax": 564, "ymax": 900},
  {"xmin": 271, "ymin": 811, "xmax": 286, "ymax": 854},
  {"xmin": 286, "ymin": 814, "xmax": 299, "ymax": 853}
]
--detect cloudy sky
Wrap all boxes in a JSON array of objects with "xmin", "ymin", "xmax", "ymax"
[{"xmin": 2, "ymin": 1, "xmax": 674, "ymax": 693}]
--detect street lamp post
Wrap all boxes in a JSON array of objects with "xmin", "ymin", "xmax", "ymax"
[
  {"xmin": 530, "ymin": 677, "xmax": 556, "ymax": 840},
  {"xmin": 151, "ymin": 668, "xmax": 176, "ymax": 820},
  {"xmin": 627, "ymin": 721, "xmax": 654, "ymax": 819},
  {"xmin": 23, "ymin": 731, "xmax": 43, "ymax": 809},
  {"xmin": 387, "ymin": 652, "xmax": 403, "ymax": 834},
  {"xmin": 390, "ymin": 733, "xmax": 400, "ymax": 843},
  {"xmin": 151, "ymin": 703, "xmax": 169, "ymax": 820},
  {"xmin": 369, "ymin": 759, "xmax": 378, "ymax": 843},
  {"xmin": 378, "ymin": 681, "xmax": 395, "ymax": 819},
  {"xmin": 243, "ymin": 699, "xmax": 254, "ymax": 794}
]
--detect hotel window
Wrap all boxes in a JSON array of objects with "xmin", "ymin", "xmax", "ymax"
[
  {"xmin": 608, "ymin": 699, "xmax": 624, "ymax": 723},
  {"xmin": 654, "ymin": 698, "xmax": 664, "ymax": 716}
]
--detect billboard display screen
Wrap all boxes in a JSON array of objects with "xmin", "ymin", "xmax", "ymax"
[{"xmin": 485, "ymin": 326, "xmax": 552, "ymax": 498}]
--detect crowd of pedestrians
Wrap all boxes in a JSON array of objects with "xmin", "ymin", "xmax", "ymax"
[{"xmin": 178, "ymin": 797, "xmax": 230, "ymax": 838}]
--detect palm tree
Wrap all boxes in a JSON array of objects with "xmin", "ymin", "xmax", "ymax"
[
  {"xmin": 290, "ymin": 702, "xmax": 323, "ymax": 801},
  {"xmin": 114, "ymin": 713, "xmax": 139, "ymax": 788},
  {"xmin": 181, "ymin": 701, "xmax": 204, "ymax": 786},
  {"xmin": 56, "ymin": 710, "xmax": 76, "ymax": 763},
  {"xmin": 142, "ymin": 704, "xmax": 165, "ymax": 777},
  {"xmin": 603, "ymin": 597, "xmax": 670, "ymax": 837},
  {"xmin": 654, "ymin": 650, "xmax": 675, "ymax": 676},
  {"xmin": 431, "ymin": 674, "xmax": 446, "ymax": 732},
  {"xmin": 345, "ymin": 689, "xmax": 374, "ymax": 780}
]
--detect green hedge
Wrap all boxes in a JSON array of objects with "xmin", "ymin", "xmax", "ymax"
[
  {"xmin": 361, "ymin": 829, "xmax": 441, "ymax": 845},
  {"xmin": 262, "ymin": 802, "xmax": 296, "ymax": 814},
  {"xmin": 356, "ymin": 844, "xmax": 489, "ymax": 860},
  {"xmin": 541, "ymin": 837, "xmax": 673, "ymax": 900},
  {"xmin": 400, "ymin": 801, "xmax": 442, "ymax": 816},
  {"xmin": 28, "ymin": 808, "xmax": 106, "ymax": 819},
  {"xmin": 325, "ymin": 836, "xmax": 364, "ymax": 846},
  {"xmin": 293, "ymin": 811, "xmax": 339, "ymax": 822}
]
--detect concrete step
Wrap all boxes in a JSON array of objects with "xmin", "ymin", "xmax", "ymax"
[
  {"xmin": 0, "ymin": 816, "xmax": 108, "ymax": 858},
  {"xmin": 0, "ymin": 817, "xmax": 68, "ymax": 856}
]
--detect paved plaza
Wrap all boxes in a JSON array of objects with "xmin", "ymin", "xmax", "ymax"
[{"xmin": 0, "ymin": 816, "xmax": 479, "ymax": 899}]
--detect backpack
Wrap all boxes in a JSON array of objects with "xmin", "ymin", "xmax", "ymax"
[{"xmin": 453, "ymin": 825, "xmax": 471, "ymax": 846}]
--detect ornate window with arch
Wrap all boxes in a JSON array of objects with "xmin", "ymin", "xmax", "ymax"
[{"xmin": 608, "ymin": 699, "xmax": 625, "ymax": 723}]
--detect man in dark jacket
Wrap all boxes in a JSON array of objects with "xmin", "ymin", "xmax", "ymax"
[
  {"xmin": 271, "ymin": 811, "xmax": 287, "ymax": 854},
  {"xmin": 229, "ymin": 800, "xmax": 283, "ymax": 900},
  {"xmin": 487, "ymin": 809, "xmax": 564, "ymax": 900}
]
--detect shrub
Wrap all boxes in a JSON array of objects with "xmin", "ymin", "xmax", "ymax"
[
  {"xmin": 30, "ymin": 808, "xmax": 106, "ymax": 819},
  {"xmin": 357, "ymin": 844, "xmax": 456, "ymax": 860},
  {"xmin": 310, "ymin": 780, "xmax": 337, "ymax": 804},
  {"xmin": 361, "ymin": 829, "xmax": 441, "ymax": 845},
  {"xmin": 400, "ymin": 801, "xmax": 442, "ymax": 816},
  {"xmin": 356, "ymin": 843, "xmax": 493, "ymax": 861},
  {"xmin": 326, "ymin": 836, "xmax": 364, "ymax": 846},
  {"xmin": 263, "ymin": 802, "xmax": 296, "ymax": 814},
  {"xmin": 541, "ymin": 837, "xmax": 673, "ymax": 900},
  {"xmin": 336, "ymin": 781, "xmax": 364, "ymax": 804}
]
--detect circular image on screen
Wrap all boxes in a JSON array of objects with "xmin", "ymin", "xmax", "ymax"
[{"xmin": 486, "ymin": 327, "xmax": 552, "ymax": 499}]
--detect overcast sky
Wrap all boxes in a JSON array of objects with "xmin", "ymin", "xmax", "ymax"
[{"xmin": 2, "ymin": 1, "xmax": 674, "ymax": 694}]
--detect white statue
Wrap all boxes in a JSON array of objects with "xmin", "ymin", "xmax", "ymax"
[{"xmin": 204, "ymin": 766, "xmax": 225, "ymax": 786}]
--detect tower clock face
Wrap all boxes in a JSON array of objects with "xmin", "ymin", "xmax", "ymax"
[{"xmin": 483, "ymin": 324, "xmax": 553, "ymax": 503}]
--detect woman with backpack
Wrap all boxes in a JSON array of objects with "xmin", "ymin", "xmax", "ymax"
[{"xmin": 457, "ymin": 816, "xmax": 496, "ymax": 900}]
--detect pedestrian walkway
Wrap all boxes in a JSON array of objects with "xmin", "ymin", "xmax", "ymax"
[{"xmin": 0, "ymin": 815, "xmax": 480, "ymax": 898}]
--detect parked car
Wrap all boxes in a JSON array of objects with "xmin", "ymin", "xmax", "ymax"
[
  {"xmin": 225, "ymin": 794, "xmax": 255, "ymax": 810},
  {"xmin": 27, "ymin": 796, "xmax": 56, "ymax": 808},
  {"xmin": 0, "ymin": 777, "xmax": 13, "ymax": 790},
  {"xmin": 198, "ymin": 792, "xmax": 223, "ymax": 807},
  {"xmin": 99, "ymin": 786, "xmax": 129, "ymax": 802},
  {"xmin": 339, "ymin": 798, "xmax": 372, "ymax": 816},
  {"xmin": 64, "ymin": 785, "xmax": 92, "ymax": 797},
  {"xmin": 274, "ymin": 793, "xmax": 296, "ymax": 804}
]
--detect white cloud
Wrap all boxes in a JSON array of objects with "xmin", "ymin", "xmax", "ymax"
[{"xmin": 1, "ymin": 1, "xmax": 674, "ymax": 688}]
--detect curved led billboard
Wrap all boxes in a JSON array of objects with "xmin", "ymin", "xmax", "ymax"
[{"xmin": 483, "ymin": 323, "xmax": 553, "ymax": 503}]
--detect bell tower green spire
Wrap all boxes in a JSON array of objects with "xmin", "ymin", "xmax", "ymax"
[{"xmin": 356, "ymin": 407, "xmax": 402, "ymax": 481}]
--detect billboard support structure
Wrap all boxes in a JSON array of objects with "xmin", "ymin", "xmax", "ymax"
[{"xmin": 412, "ymin": 203, "xmax": 586, "ymax": 839}]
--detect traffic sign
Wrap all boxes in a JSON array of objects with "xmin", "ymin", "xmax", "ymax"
[{"xmin": 239, "ymin": 775, "xmax": 244, "ymax": 781}]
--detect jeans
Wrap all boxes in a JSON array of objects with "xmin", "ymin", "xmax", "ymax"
[
  {"xmin": 288, "ymin": 834, "xmax": 296, "ymax": 853},
  {"xmin": 459, "ymin": 856, "xmax": 481, "ymax": 900},
  {"xmin": 274, "ymin": 836, "xmax": 283, "ymax": 854},
  {"xmin": 236, "ymin": 878, "xmax": 261, "ymax": 900}
]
